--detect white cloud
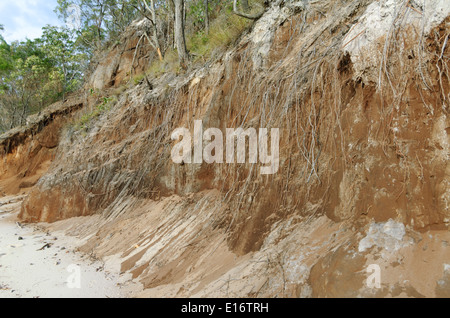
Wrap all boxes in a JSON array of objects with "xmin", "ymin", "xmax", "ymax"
[
  {"xmin": 0, "ymin": 0, "xmax": 62, "ymax": 43},
  {"xmin": 5, "ymin": 16, "xmax": 43, "ymax": 43}
]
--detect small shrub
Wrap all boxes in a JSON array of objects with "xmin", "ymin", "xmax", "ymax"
[
  {"xmin": 133, "ymin": 73, "xmax": 146, "ymax": 85},
  {"xmin": 146, "ymin": 49, "xmax": 181, "ymax": 78},
  {"xmin": 188, "ymin": 9, "xmax": 252, "ymax": 61},
  {"xmin": 75, "ymin": 96, "xmax": 117, "ymax": 131}
]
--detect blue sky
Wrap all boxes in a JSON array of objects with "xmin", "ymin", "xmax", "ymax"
[{"xmin": 0, "ymin": 0, "xmax": 64, "ymax": 43}]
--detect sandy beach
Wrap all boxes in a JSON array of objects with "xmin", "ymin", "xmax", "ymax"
[{"xmin": 0, "ymin": 195, "xmax": 136, "ymax": 298}]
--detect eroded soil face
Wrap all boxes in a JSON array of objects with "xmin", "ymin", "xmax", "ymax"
[{"xmin": 0, "ymin": 0, "xmax": 449, "ymax": 297}]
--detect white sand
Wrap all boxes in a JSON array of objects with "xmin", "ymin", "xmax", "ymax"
[{"xmin": 0, "ymin": 195, "xmax": 135, "ymax": 298}]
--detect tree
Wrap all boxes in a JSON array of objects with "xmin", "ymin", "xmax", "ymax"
[
  {"xmin": 141, "ymin": 0, "xmax": 163, "ymax": 61},
  {"xmin": 56, "ymin": 0, "xmax": 104, "ymax": 50},
  {"xmin": 56, "ymin": 0, "xmax": 140, "ymax": 52},
  {"xmin": 0, "ymin": 39, "xmax": 56, "ymax": 130},
  {"xmin": 204, "ymin": 0, "xmax": 209, "ymax": 34},
  {"xmin": 40, "ymin": 26, "xmax": 86, "ymax": 100},
  {"xmin": 174, "ymin": 0, "xmax": 189, "ymax": 66},
  {"xmin": 0, "ymin": 37, "xmax": 12, "ymax": 73},
  {"xmin": 0, "ymin": 27, "xmax": 85, "ymax": 132},
  {"xmin": 0, "ymin": 24, "xmax": 4, "ymax": 43},
  {"xmin": 105, "ymin": 0, "xmax": 141, "ymax": 40}
]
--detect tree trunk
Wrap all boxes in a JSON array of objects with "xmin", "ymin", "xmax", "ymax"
[
  {"xmin": 204, "ymin": 0, "xmax": 209, "ymax": 34},
  {"xmin": 168, "ymin": 0, "xmax": 175, "ymax": 49},
  {"xmin": 174, "ymin": 0, "xmax": 189, "ymax": 66},
  {"xmin": 62, "ymin": 63, "xmax": 67, "ymax": 101},
  {"xmin": 96, "ymin": 1, "xmax": 105, "ymax": 49},
  {"xmin": 144, "ymin": 0, "xmax": 163, "ymax": 61}
]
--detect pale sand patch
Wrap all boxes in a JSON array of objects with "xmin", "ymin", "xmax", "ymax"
[{"xmin": 0, "ymin": 195, "xmax": 140, "ymax": 298}]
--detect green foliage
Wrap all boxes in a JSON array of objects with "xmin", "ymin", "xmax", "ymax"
[
  {"xmin": 55, "ymin": 0, "xmax": 142, "ymax": 53},
  {"xmin": 75, "ymin": 96, "xmax": 116, "ymax": 131},
  {"xmin": 0, "ymin": 24, "xmax": 4, "ymax": 44},
  {"xmin": 0, "ymin": 40, "xmax": 13, "ymax": 73},
  {"xmin": 146, "ymin": 49, "xmax": 180, "ymax": 77},
  {"xmin": 188, "ymin": 0, "xmax": 208, "ymax": 26},
  {"xmin": 133, "ymin": 73, "xmax": 146, "ymax": 85},
  {"xmin": 0, "ymin": 27, "xmax": 86, "ymax": 132},
  {"xmin": 188, "ymin": 6, "xmax": 252, "ymax": 60},
  {"xmin": 140, "ymin": 0, "xmax": 255, "ymax": 76},
  {"xmin": 54, "ymin": 0, "xmax": 258, "ymax": 77},
  {"xmin": 0, "ymin": 0, "xmax": 262, "ymax": 133},
  {"xmin": 0, "ymin": 39, "xmax": 53, "ymax": 131},
  {"xmin": 40, "ymin": 26, "xmax": 87, "ymax": 96}
]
